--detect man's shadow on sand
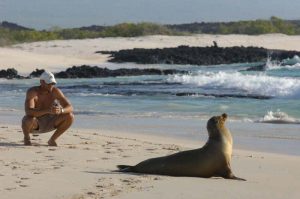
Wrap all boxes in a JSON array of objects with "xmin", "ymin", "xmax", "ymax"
[
  {"xmin": 0, "ymin": 142, "xmax": 24, "ymax": 147},
  {"xmin": 0, "ymin": 142, "xmax": 48, "ymax": 147}
]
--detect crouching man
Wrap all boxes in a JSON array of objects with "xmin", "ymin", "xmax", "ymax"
[{"xmin": 22, "ymin": 71, "xmax": 74, "ymax": 146}]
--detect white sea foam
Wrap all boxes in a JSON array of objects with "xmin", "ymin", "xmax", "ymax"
[
  {"xmin": 283, "ymin": 63, "xmax": 300, "ymax": 69},
  {"xmin": 76, "ymin": 93, "xmax": 122, "ymax": 97},
  {"xmin": 265, "ymin": 56, "xmax": 280, "ymax": 70},
  {"xmin": 266, "ymin": 62, "xmax": 300, "ymax": 70},
  {"xmin": 0, "ymin": 108, "xmax": 19, "ymax": 112},
  {"xmin": 168, "ymin": 71, "xmax": 300, "ymax": 98},
  {"xmin": 257, "ymin": 110, "xmax": 300, "ymax": 124},
  {"xmin": 265, "ymin": 55, "xmax": 300, "ymax": 70},
  {"xmin": 281, "ymin": 55, "xmax": 300, "ymax": 66}
]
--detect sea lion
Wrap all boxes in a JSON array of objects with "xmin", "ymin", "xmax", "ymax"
[{"xmin": 117, "ymin": 113, "xmax": 245, "ymax": 181}]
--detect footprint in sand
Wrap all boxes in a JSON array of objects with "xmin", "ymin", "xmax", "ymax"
[
  {"xmin": 81, "ymin": 141, "xmax": 90, "ymax": 145},
  {"xmin": 5, "ymin": 187, "xmax": 17, "ymax": 191},
  {"xmin": 44, "ymin": 155, "xmax": 55, "ymax": 160},
  {"xmin": 128, "ymin": 144, "xmax": 141, "ymax": 147},
  {"xmin": 79, "ymin": 137, "xmax": 91, "ymax": 141},
  {"xmin": 15, "ymin": 178, "xmax": 30, "ymax": 188},
  {"xmin": 12, "ymin": 166, "xmax": 20, "ymax": 170},
  {"xmin": 162, "ymin": 145, "xmax": 182, "ymax": 151},
  {"xmin": 48, "ymin": 148, "xmax": 56, "ymax": 151},
  {"xmin": 146, "ymin": 148, "xmax": 157, "ymax": 151},
  {"xmin": 105, "ymin": 150, "xmax": 116, "ymax": 154}
]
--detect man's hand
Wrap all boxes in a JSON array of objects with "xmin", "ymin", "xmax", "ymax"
[{"xmin": 50, "ymin": 105, "xmax": 62, "ymax": 115}]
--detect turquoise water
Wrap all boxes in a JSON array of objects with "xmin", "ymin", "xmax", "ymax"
[
  {"xmin": 1, "ymin": 62, "xmax": 300, "ymax": 155},
  {"xmin": 1, "ymin": 62, "xmax": 300, "ymax": 122}
]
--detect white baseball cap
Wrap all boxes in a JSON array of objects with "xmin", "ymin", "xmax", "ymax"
[{"xmin": 40, "ymin": 71, "xmax": 57, "ymax": 84}]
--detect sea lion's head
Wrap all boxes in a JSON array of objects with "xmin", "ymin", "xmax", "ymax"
[{"xmin": 207, "ymin": 113, "xmax": 228, "ymax": 138}]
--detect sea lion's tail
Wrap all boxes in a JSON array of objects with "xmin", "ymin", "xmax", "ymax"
[{"xmin": 117, "ymin": 165, "xmax": 134, "ymax": 172}]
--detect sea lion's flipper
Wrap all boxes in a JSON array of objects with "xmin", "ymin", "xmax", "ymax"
[
  {"xmin": 218, "ymin": 165, "xmax": 246, "ymax": 181},
  {"xmin": 117, "ymin": 165, "xmax": 134, "ymax": 172},
  {"xmin": 222, "ymin": 171, "xmax": 246, "ymax": 181},
  {"xmin": 230, "ymin": 175, "xmax": 246, "ymax": 181}
]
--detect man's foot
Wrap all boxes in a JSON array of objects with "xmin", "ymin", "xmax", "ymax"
[
  {"xmin": 24, "ymin": 137, "xmax": 32, "ymax": 146},
  {"xmin": 48, "ymin": 139, "xmax": 57, "ymax": 147}
]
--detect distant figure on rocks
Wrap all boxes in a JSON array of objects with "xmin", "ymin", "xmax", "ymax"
[
  {"xmin": 213, "ymin": 41, "xmax": 218, "ymax": 47},
  {"xmin": 21, "ymin": 71, "xmax": 74, "ymax": 146}
]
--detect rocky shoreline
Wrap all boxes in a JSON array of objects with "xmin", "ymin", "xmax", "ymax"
[
  {"xmin": 2, "ymin": 45, "xmax": 300, "ymax": 79},
  {"xmin": 0, "ymin": 65, "xmax": 187, "ymax": 79},
  {"xmin": 98, "ymin": 45, "xmax": 300, "ymax": 65}
]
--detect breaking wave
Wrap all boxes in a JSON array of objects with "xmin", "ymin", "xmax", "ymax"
[
  {"xmin": 167, "ymin": 71, "xmax": 300, "ymax": 98},
  {"xmin": 257, "ymin": 110, "xmax": 300, "ymax": 124}
]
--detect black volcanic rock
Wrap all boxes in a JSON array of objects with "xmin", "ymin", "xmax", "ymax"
[
  {"xmin": 29, "ymin": 69, "xmax": 45, "ymax": 77},
  {"xmin": 0, "ymin": 68, "xmax": 18, "ymax": 78},
  {"xmin": 243, "ymin": 63, "xmax": 267, "ymax": 71},
  {"xmin": 54, "ymin": 65, "xmax": 187, "ymax": 78},
  {"xmin": 0, "ymin": 68, "xmax": 26, "ymax": 79},
  {"xmin": 97, "ymin": 46, "xmax": 300, "ymax": 66}
]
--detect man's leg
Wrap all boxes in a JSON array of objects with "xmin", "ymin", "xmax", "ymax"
[
  {"xmin": 22, "ymin": 116, "xmax": 38, "ymax": 146},
  {"xmin": 48, "ymin": 113, "xmax": 74, "ymax": 146}
]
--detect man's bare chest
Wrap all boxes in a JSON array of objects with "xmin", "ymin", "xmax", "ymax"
[{"xmin": 34, "ymin": 93, "xmax": 55, "ymax": 108}]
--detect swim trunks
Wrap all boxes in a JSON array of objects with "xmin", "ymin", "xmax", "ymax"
[{"xmin": 32, "ymin": 114, "xmax": 58, "ymax": 134}]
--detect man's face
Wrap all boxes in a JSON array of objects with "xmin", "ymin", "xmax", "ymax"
[{"xmin": 40, "ymin": 80, "xmax": 55, "ymax": 92}]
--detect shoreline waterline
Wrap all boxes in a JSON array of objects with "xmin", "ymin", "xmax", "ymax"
[{"xmin": 1, "ymin": 110, "xmax": 300, "ymax": 156}]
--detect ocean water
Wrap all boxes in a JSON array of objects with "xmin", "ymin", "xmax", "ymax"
[{"xmin": 1, "ymin": 61, "xmax": 300, "ymax": 155}]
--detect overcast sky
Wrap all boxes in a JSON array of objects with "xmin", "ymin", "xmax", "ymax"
[{"xmin": 1, "ymin": 0, "xmax": 300, "ymax": 29}]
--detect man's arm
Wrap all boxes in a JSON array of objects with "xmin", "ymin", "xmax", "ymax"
[
  {"xmin": 25, "ymin": 88, "xmax": 50, "ymax": 117},
  {"xmin": 54, "ymin": 88, "xmax": 73, "ymax": 114}
]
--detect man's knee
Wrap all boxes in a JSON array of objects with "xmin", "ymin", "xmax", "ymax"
[
  {"xmin": 22, "ymin": 116, "xmax": 35, "ymax": 126},
  {"xmin": 22, "ymin": 116, "xmax": 37, "ymax": 131},
  {"xmin": 65, "ymin": 113, "xmax": 74, "ymax": 124}
]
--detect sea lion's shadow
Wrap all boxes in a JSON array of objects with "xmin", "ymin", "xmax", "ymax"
[
  {"xmin": 84, "ymin": 171, "xmax": 141, "ymax": 176},
  {"xmin": 84, "ymin": 171, "xmax": 225, "ymax": 180},
  {"xmin": 84, "ymin": 171, "xmax": 167, "ymax": 178}
]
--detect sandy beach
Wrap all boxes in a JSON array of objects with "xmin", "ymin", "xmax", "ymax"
[
  {"xmin": 1, "ymin": 34, "xmax": 300, "ymax": 199},
  {"xmin": 0, "ymin": 124, "xmax": 299, "ymax": 199},
  {"xmin": 2, "ymin": 34, "xmax": 300, "ymax": 75}
]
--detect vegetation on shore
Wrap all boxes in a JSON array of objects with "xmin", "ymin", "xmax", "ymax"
[
  {"xmin": 0, "ymin": 22, "xmax": 178, "ymax": 46},
  {"xmin": 168, "ymin": 17, "xmax": 300, "ymax": 35},
  {"xmin": 1, "ymin": 17, "xmax": 300, "ymax": 46}
]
